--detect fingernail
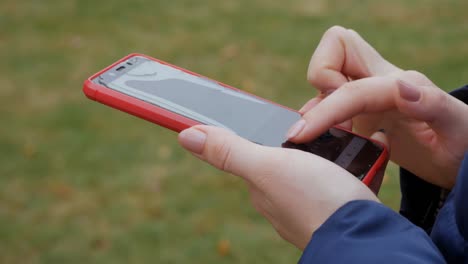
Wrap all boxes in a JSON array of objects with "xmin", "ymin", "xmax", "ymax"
[
  {"xmin": 286, "ymin": 119, "xmax": 306, "ymax": 139},
  {"xmin": 179, "ymin": 128, "xmax": 206, "ymax": 154},
  {"xmin": 398, "ymin": 80, "xmax": 421, "ymax": 102}
]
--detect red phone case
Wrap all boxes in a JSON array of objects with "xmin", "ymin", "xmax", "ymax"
[{"xmin": 83, "ymin": 53, "xmax": 389, "ymax": 194}]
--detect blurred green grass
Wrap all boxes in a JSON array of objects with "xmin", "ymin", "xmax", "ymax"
[{"xmin": 0, "ymin": 0, "xmax": 467, "ymax": 263}]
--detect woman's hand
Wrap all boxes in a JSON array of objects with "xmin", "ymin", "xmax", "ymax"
[
  {"xmin": 288, "ymin": 26, "xmax": 468, "ymax": 189},
  {"xmin": 178, "ymin": 126, "xmax": 383, "ymax": 250}
]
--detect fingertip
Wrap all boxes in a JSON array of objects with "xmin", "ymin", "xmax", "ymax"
[
  {"xmin": 178, "ymin": 127, "xmax": 207, "ymax": 154},
  {"xmin": 370, "ymin": 130, "xmax": 389, "ymax": 150},
  {"xmin": 289, "ymin": 104, "xmax": 336, "ymax": 143},
  {"xmin": 286, "ymin": 119, "xmax": 306, "ymax": 139}
]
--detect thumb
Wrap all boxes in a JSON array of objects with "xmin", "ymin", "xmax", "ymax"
[
  {"xmin": 395, "ymin": 79, "xmax": 468, "ymax": 143},
  {"xmin": 178, "ymin": 125, "xmax": 283, "ymax": 186}
]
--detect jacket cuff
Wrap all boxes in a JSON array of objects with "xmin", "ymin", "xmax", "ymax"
[{"xmin": 299, "ymin": 200, "xmax": 444, "ymax": 263}]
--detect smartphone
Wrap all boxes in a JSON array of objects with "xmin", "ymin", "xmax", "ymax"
[{"xmin": 83, "ymin": 54, "xmax": 388, "ymax": 194}]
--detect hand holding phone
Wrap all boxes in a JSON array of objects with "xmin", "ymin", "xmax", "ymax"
[
  {"xmin": 177, "ymin": 124, "xmax": 381, "ymax": 250},
  {"xmin": 83, "ymin": 54, "xmax": 388, "ymax": 193}
]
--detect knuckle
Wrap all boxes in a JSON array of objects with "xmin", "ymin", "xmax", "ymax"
[
  {"xmin": 434, "ymin": 88, "xmax": 450, "ymax": 114},
  {"xmin": 400, "ymin": 70, "xmax": 430, "ymax": 84},
  {"xmin": 308, "ymin": 26, "xmax": 348, "ymax": 89},
  {"xmin": 346, "ymin": 28, "xmax": 358, "ymax": 35},
  {"xmin": 339, "ymin": 81, "xmax": 359, "ymax": 93},
  {"xmin": 325, "ymin": 25, "xmax": 347, "ymax": 36},
  {"xmin": 250, "ymin": 148, "xmax": 288, "ymax": 187},
  {"xmin": 307, "ymin": 71, "xmax": 337, "ymax": 91},
  {"xmin": 211, "ymin": 139, "xmax": 234, "ymax": 172},
  {"xmin": 345, "ymin": 28, "xmax": 363, "ymax": 40},
  {"xmin": 335, "ymin": 81, "xmax": 370, "ymax": 113},
  {"xmin": 306, "ymin": 70, "xmax": 321, "ymax": 87}
]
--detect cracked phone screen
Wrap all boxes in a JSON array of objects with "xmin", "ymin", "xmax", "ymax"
[{"xmin": 98, "ymin": 56, "xmax": 301, "ymax": 147}]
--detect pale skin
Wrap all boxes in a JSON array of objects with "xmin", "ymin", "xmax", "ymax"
[
  {"xmin": 178, "ymin": 26, "xmax": 468, "ymax": 250},
  {"xmin": 291, "ymin": 26, "xmax": 468, "ymax": 189}
]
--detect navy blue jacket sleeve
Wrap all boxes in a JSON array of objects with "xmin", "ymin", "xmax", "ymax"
[
  {"xmin": 454, "ymin": 154, "xmax": 468, "ymax": 243},
  {"xmin": 299, "ymin": 200, "xmax": 445, "ymax": 263},
  {"xmin": 430, "ymin": 152, "xmax": 468, "ymax": 262}
]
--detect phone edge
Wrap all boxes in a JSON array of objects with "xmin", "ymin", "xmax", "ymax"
[{"xmin": 83, "ymin": 53, "xmax": 390, "ymax": 190}]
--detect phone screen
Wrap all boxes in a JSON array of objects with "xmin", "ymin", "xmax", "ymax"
[
  {"xmin": 94, "ymin": 56, "xmax": 383, "ymax": 179},
  {"xmin": 282, "ymin": 128, "xmax": 382, "ymax": 179},
  {"xmin": 95, "ymin": 56, "xmax": 300, "ymax": 147}
]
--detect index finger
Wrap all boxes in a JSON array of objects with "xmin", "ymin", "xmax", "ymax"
[{"xmin": 290, "ymin": 77, "xmax": 398, "ymax": 143}]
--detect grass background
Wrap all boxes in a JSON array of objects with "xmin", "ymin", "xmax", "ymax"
[{"xmin": 1, "ymin": 0, "xmax": 467, "ymax": 263}]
